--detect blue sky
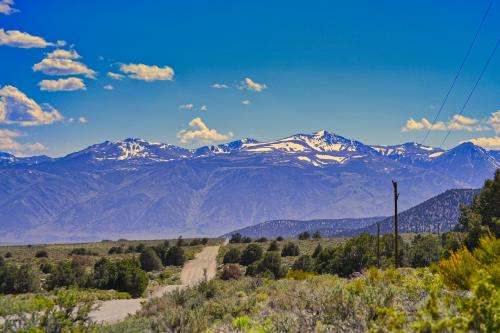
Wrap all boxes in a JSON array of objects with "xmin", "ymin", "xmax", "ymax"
[{"xmin": 0, "ymin": 0, "xmax": 499, "ymax": 156}]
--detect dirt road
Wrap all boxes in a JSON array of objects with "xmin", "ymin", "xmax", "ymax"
[{"xmin": 89, "ymin": 245, "xmax": 220, "ymax": 324}]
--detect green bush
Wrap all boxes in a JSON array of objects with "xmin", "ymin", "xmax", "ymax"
[
  {"xmin": 108, "ymin": 246, "xmax": 124, "ymax": 255},
  {"xmin": 140, "ymin": 247, "xmax": 163, "ymax": 272},
  {"xmin": 298, "ymin": 231, "xmax": 310, "ymax": 240},
  {"xmin": 4, "ymin": 252, "xmax": 12, "ymax": 258},
  {"xmin": 223, "ymin": 248, "xmax": 241, "ymax": 264},
  {"xmin": 312, "ymin": 244, "xmax": 323, "ymax": 258},
  {"xmin": 292, "ymin": 255, "xmax": 314, "ymax": 272},
  {"xmin": 47, "ymin": 259, "xmax": 88, "ymax": 290},
  {"xmin": 92, "ymin": 257, "xmax": 117, "ymax": 290},
  {"xmin": 408, "ymin": 234, "xmax": 440, "ymax": 267},
  {"xmin": 255, "ymin": 237, "xmax": 267, "ymax": 243},
  {"xmin": 240, "ymin": 244, "xmax": 263, "ymax": 266},
  {"xmin": 312, "ymin": 230, "xmax": 321, "ymax": 239},
  {"xmin": 35, "ymin": 250, "xmax": 48, "ymax": 258},
  {"xmin": 268, "ymin": 240, "xmax": 279, "ymax": 251},
  {"xmin": 164, "ymin": 246, "xmax": 185, "ymax": 266},
  {"xmin": 0, "ymin": 263, "xmax": 40, "ymax": 294},
  {"xmin": 281, "ymin": 242, "xmax": 300, "ymax": 257},
  {"xmin": 114, "ymin": 259, "xmax": 148, "ymax": 297}
]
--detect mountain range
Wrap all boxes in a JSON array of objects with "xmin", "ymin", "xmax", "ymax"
[
  {"xmin": 225, "ymin": 189, "xmax": 479, "ymax": 239},
  {"xmin": 0, "ymin": 130, "xmax": 498, "ymax": 244}
]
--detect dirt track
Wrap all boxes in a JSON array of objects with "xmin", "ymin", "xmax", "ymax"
[{"xmin": 89, "ymin": 245, "xmax": 220, "ymax": 324}]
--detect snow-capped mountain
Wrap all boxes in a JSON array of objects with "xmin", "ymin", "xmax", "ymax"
[{"xmin": 0, "ymin": 130, "xmax": 498, "ymax": 244}]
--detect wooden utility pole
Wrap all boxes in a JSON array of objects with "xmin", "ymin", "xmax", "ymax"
[
  {"xmin": 392, "ymin": 180, "xmax": 399, "ymax": 269},
  {"xmin": 377, "ymin": 222, "xmax": 380, "ymax": 268}
]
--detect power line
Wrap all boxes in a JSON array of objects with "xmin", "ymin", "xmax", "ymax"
[
  {"xmin": 421, "ymin": 0, "xmax": 495, "ymax": 145},
  {"xmin": 440, "ymin": 39, "xmax": 500, "ymax": 148}
]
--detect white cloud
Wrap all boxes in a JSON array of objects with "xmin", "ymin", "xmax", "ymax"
[
  {"xmin": 211, "ymin": 83, "xmax": 228, "ymax": 89},
  {"xmin": 200, "ymin": 105, "xmax": 208, "ymax": 112},
  {"xmin": 33, "ymin": 57, "xmax": 96, "ymax": 78},
  {"xmin": 0, "ymin": 129, "xmax": 46, "ymax": 154},
  {"xmin": 0, "ymin": 85, "xmax": 63, "ymax": 126},
  {"xmin": 238, "ymin": 77, "xmax": 267, "ymax": 92},
  {"xmin": 177, "ymin": 117, "xmax": 233, "ymax": 144},
  {"xmin": 103, "ymin": 84, "xmax": 114, "ymax": 90},
  {"xmin": 0, "ymin": 28, "xmax": 53, "ymax": 48},
  {"xmin": 78, "ymin": 116, "xmax": 87, "ymax": 124},
  {"xmin": 242, "ymin": 99, "xmax": 251, "ymax": 105},
  {"xmin": 107, "ymin": 72, "xmax": 124, "ymax": 80},
  {"xmin": 488, "ymin": 111, "xmax": 500, "ymax": 134},
  {"xmin": 119, "ymin": 63, "xmax": 174, "ymax": 81},
  {"xmin": 38, "ymin": 77, "xmax": 86, "ymax": 92},
  {"xmin": 0, "ymin": 0, "xmax": 18, "ymax": 15},
  {"xmin": 463, "ymin": 136, "xmax": 500, "ymax": 149},
  {"xmin": 402, "ymin": 114, "xmax": 490, "ymax": 132},
  {"xmin": 46, "ymin": 49, "xmax": 80, "ymax": 60},
  {"xmin": 179, "ymin": 103, "xmax": 194, "ymax": 110}
]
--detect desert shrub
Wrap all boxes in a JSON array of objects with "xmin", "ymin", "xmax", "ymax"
[
  {"xmin": 125, "ymin": 245, "xmax": 136, "ymax": 253},
  {"xmin": 276, "ymin": 236, "xmax": 284, "ymax": 241},
  {"xmin": 4, "ymin": 252, "xmax": 12, "ymax": 258},
  {"xmin": 223, "ymin": 248, "xmax": 241, "ymax": 264},
  {"xmin": 108, "ymin": 246, "xmax": 124, "ymax": 255},
  {"xmin": 153, "ymin": 241, "xmax": 170, "ymax": 263},
  {"xmin": 240, "ymin": 244, "xmax": 263, "ymax": 266},
  {"xmin": 114, "ymin": 259, "xmax": 148, "ymax": 297},
  {"xmin": 201, "ymin": 238, "xmax": 209, "ymax": 245},
  {"xmin": 39, "ymin": 259, "xmax": 53, "ymax": 274},
  {"xmin": 298, "ymin": 231, "xmax": 310, "ymax": 240},
  {"xmin": 136, "ymin": 243, "xmax": 146, "ymax": 253},
  {"xmin": 313, "ymin": 230, "xmax": 321, "ymax": 239},
  {"xmin": 292, "ymin": 255, "xmax": 314, "ymax": 272},
  {"xmin": 0, "ymin": 263, "xmax": 40, "ymax": 294},
  {"xmin": 92, "ymin": 257, "xmax": 118, "ymax": 290},
  {"xmin": 441, "ymin": 232, "xmax": 465, "ymax": 258},
  {"xmin": 439, "ymin": 234, "xmax": 499, "ymax": 290},
  {"xmin": 176, "ymin": 236, "xmax": 186, "ymax": 246},
  {"xmin": 286, "ymin": 269, "xmax": 316, "ymax": 280},
  {"xmin": 0, "ymin": 256, "xmax": 4, "ymax": 267},
  {"xmin": 408, "ymin": 234, "xmax": 440, "ymax": 267},
  {"xmin": 47, "ymin": 259, "xmax": 88, "ymax": 290},
  {"xmin": 268, "ymin": 240, "xmax": 279, "ymax": 251},
  {"xmin": 255, "ymin": 237, "xmax": 267, "ymax": 243},
  {"xmin": 257, "ymin": 252, "xmax": 286, "ymax": 279},
  {"xmin": 312, "ymin": 244, "xmax": 323, "ymax": 258},
  {"xmin": 189, "ymin": 238, "xmax": 201, "ymax": 246},
  {"xmin": 35, "ymin": 250, "xmax": 48, "ymax": 258},
  {"xmin": 140, "ymin": 247, "xmax": 163, "ymax": 272},
  {"xmin": 164, "ymin": 246, "xmax": 185, "ymax": 266},
  {"xmin": 230, "ymin": 233, "xmax": 243, "ymax": 243},
  {"xmin": 71, "ymin": 255, "xmax": 93, "ymax": 267},
  {"xmin": 69, "ymin": 247, "xmax": 97, "ymax": 256},
  {"xmin": 221, "ymin": 264, "xmax": 242, "ymax": 280},
  {"xmin": 281, "ymin": 242, "xmax": 300, "ymax": 257}
]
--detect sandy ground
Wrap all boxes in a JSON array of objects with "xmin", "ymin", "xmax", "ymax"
[{"xmin": 89, "ymin": 245, "xmax": 220, "ymax": 324}]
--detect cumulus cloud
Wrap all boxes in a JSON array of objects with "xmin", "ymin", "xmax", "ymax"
[
  {"xmin": 177, "ymin": 117, "xmax": 233, "ymax": 144},
  {"xmin": 103, "ymin": 84, "xmax": 114, "ymax": 90},
  {"xmin": 402, "ymin": 114, "xmax": 490, "ymax": 132},
  {"xmin": 211, "ymin": 83, "xmax": 228, "ymax": 89},
  {"xmin": 107, "ymin": 72, "xmax": 124, "ymax": 80},
  {"xmin": 0, "ymin": 129, "xmax": 46, "ymax": 154},
  {"xmin": 0, "ymin": 28, "xmax": 53, "ymax": 48},
  {"xmin": 0, "ymin": 0, "xmax": 18, "ymax": 15},
  {"xmin": 242, "ymin": 99, "xmax": 251, "ymax": 105},
  {"xmin": 46, "ymin": 49, "xmax": 80, "ymax": 60},
  {"xmin": 38, "ymin": 77, "xmax": 86, "ymax": 92},
  {"xmin": 200, "ymin": 105, "xmax": 208, "ymax": 112},
  {"xmin": 489, "ymin": 111, "xmax": 500, "ymax": 134},
  {"xmin": 238, "ymin": 77, "xmax": 267, "ymax": 92},
  {"xmin": 33, "ymin": 57, "xmax": 96, "ymax": 78},
  {"xmin": 463, "ymin": 136, "xmax": 500, "ymax": 149},
  {"xmin": 0, "ymin": 85, "xmax": 63, "ymax": 126},
  {"xmin": 119, "ymin": 63, "xmax": 174, "ymax": 81},
  {"xmin": 179, "ymin": 103, "xmax": 194, "ymax": 110},
  {"xmin": 78, "ymin": 116, "xmax": 87, "ymax": 124}
]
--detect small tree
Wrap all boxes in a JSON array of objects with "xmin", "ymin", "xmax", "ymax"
[
  {"xmin": 140, "ymin": 247, "xmax": 163, "ymax": 272},
  {"xmin": 176, "ymin": 236, "xmax": 186, "ymax": 247},
  {"xmin": 298, "ymin": 231, "xmax": 310, "ymax": 240},
  {"xmin": 276, "ymin": 236, "xmax": 284, "ymax": 241},
  {"xmin": 281, "ymin": 242, "xmax": 300, "ymax": 257},
  {"xmin": 255, "ymin": 237, "xmax": 267, "ymax": 243},
  {"xmin": 114, "ymin": 259, "xmax": 148, "ymax": 297},
  {"xmin": 135, "ymin": 243, "xmax": 146, "ymax": 253},
  {"xmin": 292, "ymin": 255, "xmax": 314, "ymax": 272},
  {"xmin": 240, "ymin": 244, "xmax": 263, "ymax": 266},
  {"xmin": 268, "ymin": 241, "xmax": 279, "ymax": 251},
  {"xmin": 312, "ymin": 244, "xmax": 323, "ymax": 258},
  {"xmin": 312, "ymin": 230, "xmax": 321, "ymax": 239},
  {"xmin": 164, "ymin": 246, "xmax": 185, "ymax": 266},
  {"xmin": 35, "ymin": 250, "xmax": 48, "ymax": 258},
  {"xmin": 201, "ymin": 238, "xmax": 209, "ymax": 245},
  {"xmin": 223, "ymin": 248, "xmax": 241, "ymax": 264},
  {"xmin": 229, "ymin": 233, "xmax": 242, "ymax": 243},
  {"xmin": 246, "ymin": 252, "xmax": 286, "ymax": 279},
  {"xmin": 221, "ymin": 264, "xmax": 242, "ymax": 280}
]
